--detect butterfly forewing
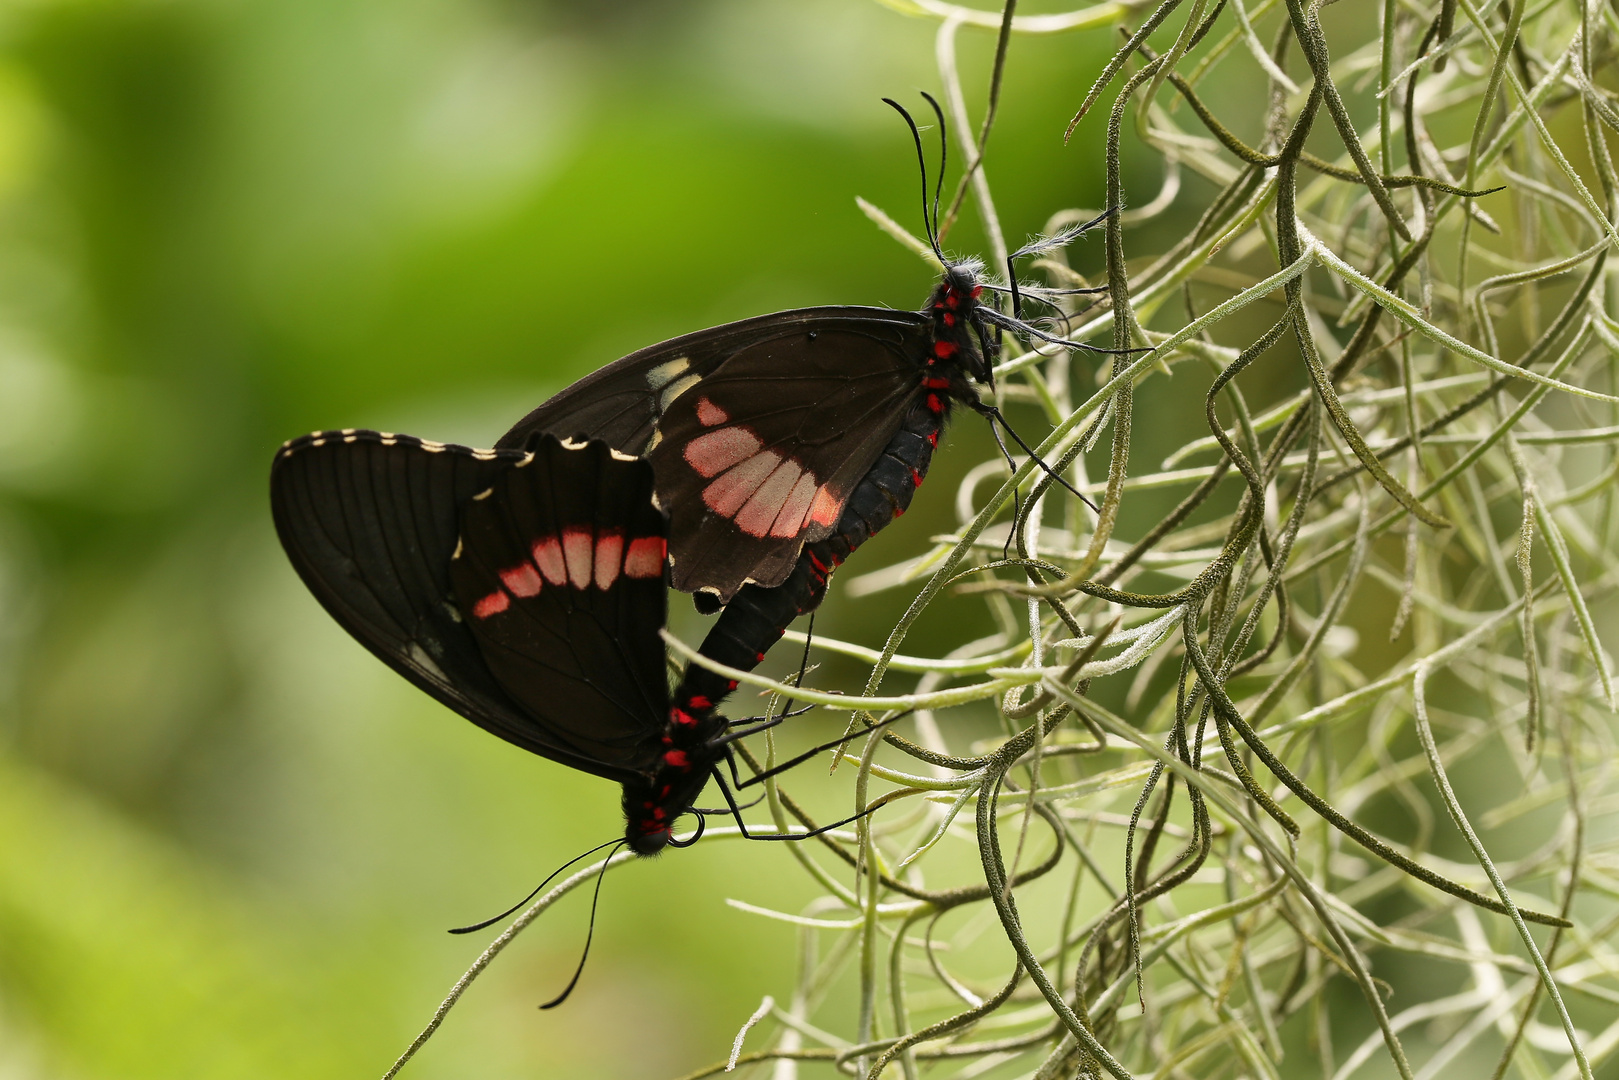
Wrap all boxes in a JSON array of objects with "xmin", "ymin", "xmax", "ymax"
[
  {"xmin": 650, "ymin": 326, "xmax": 926, "ymax": 599},
  {"xmin": 270, "ymin": 431, "xmax": 662, "ymax": 784},
  {"xmin": 498, "ymin": 308, "xmax": 935, "ymax": 602},
  {"xmin": 449, "ymin": 438, "xmax": 670, "ymax": 777}
]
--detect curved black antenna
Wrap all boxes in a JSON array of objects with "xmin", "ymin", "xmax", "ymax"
[
  {"xmin": 538, "ymin": 839, "xmax": 626, "ymax": 1010},
  {"xmin": 448, "ymin": 836, "xmax": 623, "ymax": 935},
  {"xmin": 918, "ymin": 91, "xmax": 949, "ymax": 248},
  {"xmin": 882, "ymin": 97, "xmax": 945, "ymax": 261}
]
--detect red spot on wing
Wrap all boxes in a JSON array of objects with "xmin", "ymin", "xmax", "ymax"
[
  {"xmin": 808, "ymin": 485, "xmax": 841, "ymax": 527},
  {"xmin": 593, "ymin": 530, "xmax": 624, "ymax": 589},
  {"xmin": 695, "ymin": 396, "xmax": 728, "ymax": 427},
  {"xmin": 735, "ymin": 460, "xmax": 802, "ymax": 538},
  {"xmin": 532, "ymin": 537, "xmax": 566, "ymax": 584},
  {"xmin": 771, "ymin": 472, "xmax": 819, "ymax": 539},
  {"xmin": 472, "ymin": 590, "xmax": 510, "ymax": 619},
  {"xmin": 562, "ymin": 528, "xmax": 593, "ymax": 589},
  {"xmin": 703, "ymin": 451, "xmax": 780, "ymax": 517},
  {"xmin": 685, "ymin": 427, "xmax": 761, "ymax": 478},
  {"xmin": 624, "ymin": 536, "xmax": 666, "ymax": 579},
  {"xmin": 499, "ymin": 563, "xmax": 543, "ymax": 598}
]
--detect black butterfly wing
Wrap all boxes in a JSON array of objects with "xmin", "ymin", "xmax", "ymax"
[
  {"xmin": 270, "ymin": 430, "xmax": 659, "ymax": 784},
  {"xmin": 448, "ymin": 436, "xmax": 671, "ymax": 778},
  {"xmin": 649, "ymin": 326, "xmax": 932, "ymax": 600},
  {"xmin": 498, "ymin": 307, "xmax": 935, "ymax": 601}
]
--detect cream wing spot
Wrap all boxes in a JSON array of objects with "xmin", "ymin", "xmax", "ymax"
[
  {"xmin": 644, "ymin": 356, "xmax": 691, "ymax": 390},
  {"xmin": 659, "ymin": 373, "xmax": 701, "ymax": 413}
]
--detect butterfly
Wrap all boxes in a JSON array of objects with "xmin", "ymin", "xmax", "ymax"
[
  {"xmin": 498, "ymin": 96, "xmax": 1110, "ymax": 612},
  {"xmin": 271, "ymin": 428, "xmax": 887, "ymax": 856}
]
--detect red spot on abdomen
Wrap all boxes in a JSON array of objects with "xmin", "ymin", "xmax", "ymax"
[{"xmin": 663, "ymin": 749, "xmax": 690, "ymax": 767}]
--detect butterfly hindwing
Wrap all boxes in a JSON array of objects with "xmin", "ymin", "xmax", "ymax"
[
  {"xmin": 498, "ymin": 307, "xmax": 934, "ymax": 601},
  {"xmin": 270, "ymin": 430, "xmax": 662, "ymax": 784},
  {"xmin": 449, "ymin": 437, "xmax": 671, "ymax": 778}
]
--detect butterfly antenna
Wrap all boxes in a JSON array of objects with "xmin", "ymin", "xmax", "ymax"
[
  {"xmin": 539, "ymin": 840, "xmax": 626, "ymax": 1009},
  {"xmin": 918, "ymin": 91, "xmax": 949, "ymax": 251},
  {"xmin": 882, "ymin": 97, "xmax": 945, "ymax": 263},
  {"xmin": 448, "ymin": 836, "xmax": 623, "ymax": 935}
]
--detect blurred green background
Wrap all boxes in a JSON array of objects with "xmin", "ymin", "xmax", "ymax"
[{"xmin": 0, "ymin": 1, "xmax": 1138, "ymax": 1076}]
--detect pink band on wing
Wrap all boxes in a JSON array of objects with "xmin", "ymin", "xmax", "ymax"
[
  {"xmin": 702, "ymin": 451, "xmax": 780, "ymax": 517},
  {"xmin": 532, "ymin": 536, "xmax": 566, "ymax": 585},
  {"xmin": 623, "ymin": 536, "xmax": 667, "ymax": 578},
  {"xmin": 685, "ymin": 427, "xmax": 761, "ymax": 478},
  {"xmin": 808, "ymin": 485, "xmax": 841, "ymax": 527},
  {"xmin": 593, "ymin": 530, "xmax": 624, "ymax": 589},
  {"xmin": 695, "ymin": 396, "xmax": 729, "ymax": 427},
  {"xmin": 562, "ymin": 527, "xmax": 593, "ymax": 589},
  {"xmin": 771, "ymin": 471, "xmax": 820, "ymax": 538},
  {"xmin": 498, "ymin": 563, "xmax": 543, "ymax": 598},
  {"xmin": 735, "ymin": 460, "xmax": 802, "ymax": 538},
  {"xmin": 472, "ymin": 590, "xmax": 510, "ymax": 618}
]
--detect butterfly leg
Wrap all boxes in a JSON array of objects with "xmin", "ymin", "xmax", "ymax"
[
  {"xmin": 708, "ymin": 764, "xmax": 890, "ymax": 843},
  {"xmin": 732, "ymin": 710, "xmax": 912, "ymax": 790}
]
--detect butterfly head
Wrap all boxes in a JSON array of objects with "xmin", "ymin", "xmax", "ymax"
[{"xmin": 925, "ymin": 259, "xmax": 995, "ymax": 389}]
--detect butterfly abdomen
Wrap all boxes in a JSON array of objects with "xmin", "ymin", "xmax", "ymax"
[
  {"xmin": 622, "ymin": 702, "xmax": 727, "ymax": 855},
  {"xmin": 660, "ymin": 395, "xmax": 948, "ymax": 740}
]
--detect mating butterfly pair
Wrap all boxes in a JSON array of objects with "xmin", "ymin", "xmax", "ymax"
[
  {"xmin": 270, "ymin": 259, "xmax": 991, "ymax": 853},
  {"xmin": 271, "ymin": 97, "xmax": 1110, "ymax": 854}
]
